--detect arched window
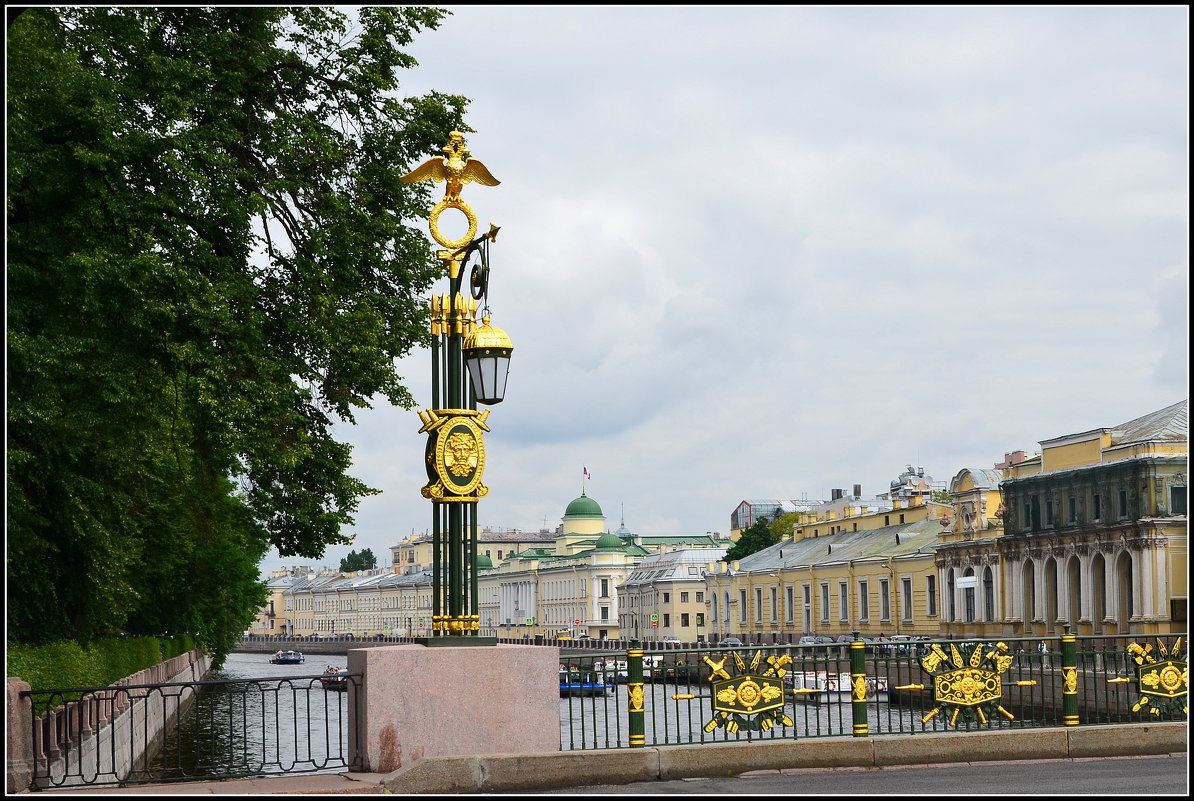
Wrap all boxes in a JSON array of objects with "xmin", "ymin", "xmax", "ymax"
[
  {"xmin": 1022, "ymin": 560, "xmax": 1037, "ymax": 634},
  {"xmin": 947, "ymin": 570, "xmax": 957, "ymax": 622},
  {"xmin": 963, "ymin": 568, "xmax": 976, "ymax": 623},
  {"xmin": 1066, "ymin": 556, "xmax": 1082, "ymax": 626},
  {"xmin": 982, "ymin": 566, "xmax": 995, "ymax": 621},
  {"xmin": 1091, "ymin": 553, "xmax": 1107, "ymax": 636},
  {"xmin": 1044, "ymin": 558, "xmax": 1059, "ymax": 634},
  {"xmin": 1115, "ymin": 552, "xmax": 1133, "ymax": 634}
]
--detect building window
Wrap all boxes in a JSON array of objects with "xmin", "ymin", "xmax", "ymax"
[
  {"xmin": 820, "ymin": 583, "xmax": 830, "ymax": 623},
  {"xmin": 695, "ymin": 613, "xmax": 705, "ymax": 626},
  {"xmin": 839, "ymin": 582, "xmax": 849, "ymax": 623},
  {"xmin": 1045, "ymin": 499, "xmax": 1054, "ymax": 526},
  {"xmin": 739, "ymin": 589, "xmax": 748, "ymax": 623},
  {"xmin": 770, "ymin": 586, "xmax": 778, "ymax": 623},
  {"xmin": 963, "ymin": 570, "xmax": 976, "ymax": 623},
  {"xmin": 947, "ymin": 572, "xmax": 956, "ymax": 622},
  {"xmin": 1118, "ymin": 489, "xmax": 1128, "ymax": 519},
  {"xmin": 600, "ymin": 607, "xmax": 608, "ymax": 620},
  {"xmin": 696, "ymin": 592, "xmax": 704, "ymax": 603},
  {"xmin": 899, "ymin": 514, "xmax": 905, "ymax": 524},
  {"xmin": 1068, "ymin": 497, "xmax": 1077, "ymax": 524},
  {"xmin": 680, "ymin": 592, "xmax": 689, "ymax": 603},
  {"xmin": 858, "ymin": 580, "xmax": 869, "ymax": 622},
  {"xmin": 879, "ymin": 578, "xmax": 890, "ymax": 622},
  {"xmin": 663, "ymin": 613, "xmax": 670, "ymax": 627},
  {"xmin": 802, "ymin": 584, "xmax": 812, "ymax": 632},
  {"xmin": 600, "ymin": 579, "xmax": 609, "ymax": 597},
  {"xmin": 786, "ymin": 586, "xmax": 795, "ymax": 623},
  {"xmin": 983, "ymin": 567, "xmax": 995, "ymax": 621},
  {"xmin": 1093, "ymin": 493, "xmax": 1102, "ymax": 521},
  {"xmin": 902, "ymin": 577, "xmax": 913, "ymax": 621},
  {"xmin": 663, "ymin": 592, "xmax": 670, "ymax": 603},
  {"xmin": 1173, "ymin": 486, "xmax": 1188, "ymax": 515},
  {"xmin": 927, "ymin": 575, "xmax": 937, "ymax": 617},
  {"xmin": 755, "ymin": 587, "xmax": 763, "ymax": 624}
]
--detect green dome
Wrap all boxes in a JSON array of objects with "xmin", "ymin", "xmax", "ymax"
[
  {"xmin": 593, "ymin": 531, "xmax": 623, "ymax": 550},
  {"xmin": 564, "ymin": 491, "xmax": 603, "ymax": 518},
  {"xmin": 475, "ymin": 553, "xmax": 494, "ymax": 570}
]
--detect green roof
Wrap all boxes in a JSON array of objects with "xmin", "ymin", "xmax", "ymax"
[
  {"xmin": 593, "ymin": 531, "xmax": 623, "ymax": 550},
  {"xmin": 564, "ymin": 491, "xmax": 603, "ymax": 518}
]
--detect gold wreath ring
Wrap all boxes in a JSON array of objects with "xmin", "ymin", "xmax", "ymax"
[{"xmin": 429, "ymin": 197, "xmax": 477, "ymax": 249}]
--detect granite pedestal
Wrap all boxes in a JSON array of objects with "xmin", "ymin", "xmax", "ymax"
[{"xmin": 347, "ymin": 644, "xmax": 560, "ymax": 773}]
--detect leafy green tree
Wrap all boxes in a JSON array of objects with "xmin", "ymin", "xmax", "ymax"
[
  {"xmin": 769, "ymin": 512, "xmax": 800, "ymax": 540},
  {"xmin": 339, "ymin": 548, "xmax": 378, "ymax": 573},
  {"xmin": 340, "ymin": 548, "xmax": 379, "ymax": 572},
  {"xmin": 7, "ymin": 7, "xmax": 469, "ymax": 662},
  {"xmin": 723, "ymin": 518, "xmax": 780, "ymax": 563}
]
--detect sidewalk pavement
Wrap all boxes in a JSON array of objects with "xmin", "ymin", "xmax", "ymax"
[{"xmin": 32, "ymin": 721, "xmax": 1187, "ymax": 795}]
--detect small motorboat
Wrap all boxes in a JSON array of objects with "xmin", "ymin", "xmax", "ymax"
[
  {"xmin": 269, "ymin": 650, "xmax": 305, "ymax": 665},
  {"xmin": 787, "ymin": 671, "xmax": 888, "ymax": 704},
  {"xmin": 320, "ymin": 666, "xmax": 350, "ymax": 691}
]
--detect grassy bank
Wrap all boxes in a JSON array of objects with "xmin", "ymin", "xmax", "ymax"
[{"xmin": 7, "ymin": 634, "xmax": 200, "ymax": 705}]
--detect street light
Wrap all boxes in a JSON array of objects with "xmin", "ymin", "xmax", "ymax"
[
  {"xmin": 463, "ymin": 317, "xmax": 513, "ymax": 405},
  {"xmin": 400, "ymin": 131, "xmax": 511, "ymax": 645}
]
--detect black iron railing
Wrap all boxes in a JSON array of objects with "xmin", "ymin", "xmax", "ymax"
[
  {"xmin": 558, "ymin": 633, "xmax": 1187, "ymax": 749},
  {"xmin": 22, "ymin": 673, "xmax": 363, "ymax": 788}
]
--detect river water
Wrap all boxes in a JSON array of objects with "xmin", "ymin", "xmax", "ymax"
[
  {"xmin": 151, "ymin": 650, "xmax": 1001, "ymax": 779},
  {"xmin": 148, "ymin": 651, "xmax": 353, "ymax": 780}
]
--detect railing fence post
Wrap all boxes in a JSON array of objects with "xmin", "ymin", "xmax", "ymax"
[
  {"xmin": 1061, "ymin": 625, "xmax": 1079, "ymax": 726},
  {"xmin": 849, "ymin": 630, "xmax": 868, "ymax": 737},
  {"xmin": 627, "ymin": 640, "xmax": 645, "ymax": 748}
]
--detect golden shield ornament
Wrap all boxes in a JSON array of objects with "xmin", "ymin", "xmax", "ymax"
[
  {"xmin": 1126, "ymin": 638, "xmax": 1187, "ymax": 716},
  {"xmin": 429, "ymin": 415, "xmax": 486, "ymax": 497}
]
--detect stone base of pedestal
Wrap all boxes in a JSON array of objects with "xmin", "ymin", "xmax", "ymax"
[{"xmin": 348, "ymin": 644, "xmax": 560, "ymax": 773}]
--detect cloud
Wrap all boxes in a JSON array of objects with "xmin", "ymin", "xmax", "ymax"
[{"xmin": 261, "ymin": 5, "xmax": 1188, "ymax": 577}]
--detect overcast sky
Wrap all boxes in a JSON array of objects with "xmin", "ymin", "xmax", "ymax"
[{"xmin": 259, "ymin": 5, "xmax": 1188, "ymax": 576}]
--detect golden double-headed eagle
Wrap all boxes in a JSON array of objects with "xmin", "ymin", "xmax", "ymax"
[{"xmin": 400, "ymin": 130, "xmax": 500, "ymax": 201}]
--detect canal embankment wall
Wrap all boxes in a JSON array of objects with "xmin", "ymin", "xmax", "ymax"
[{"xmin": 7, "ymin": 648, "xmax": 211, "ymax": 793}]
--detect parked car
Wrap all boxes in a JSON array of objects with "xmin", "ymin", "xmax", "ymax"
[
  {"xmin": 718, "ymin": 637, "xmax": 745, "ymax": 647},
  {"xmin": 661, "ymin": 636, "xmax": 682, "ymax": 648}
]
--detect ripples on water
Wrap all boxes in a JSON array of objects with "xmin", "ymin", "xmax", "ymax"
[{"xmin": 149, "ymin": 652, "xmax": 351, "ymax": 780}]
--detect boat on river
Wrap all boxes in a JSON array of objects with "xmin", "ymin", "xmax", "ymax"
[
  {"xmin": 559, "ymin": 668, "xmax": 613, "ymax": 697},
  {"xmin": 320, "ymin": 666, "xmax": 349, "ymax": 691},
  {"xmin": 787, "ymin": 671, "xmax": 888, "ymax": 704},
  {"xmin": 269, "ymin": 650, "xmax": 305, "ymax": 665}
]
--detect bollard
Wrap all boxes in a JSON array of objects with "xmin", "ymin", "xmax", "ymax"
[
  {"xmin": 850, "ymin": 630, "xmax": 868, "ymax": 736},
  {"xmin": 627, "ymin": 640, "xmax": 645, "ymax": 748}
]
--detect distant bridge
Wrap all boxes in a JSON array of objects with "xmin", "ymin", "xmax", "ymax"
[{"xmin": 233, "ymin": 635, "xmax": 626, "ymax": 658}]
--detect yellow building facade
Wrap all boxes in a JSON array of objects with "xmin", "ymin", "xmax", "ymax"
[{"xmin": 707, "ymin": 495, "xmax": 953, "ymax": 643}]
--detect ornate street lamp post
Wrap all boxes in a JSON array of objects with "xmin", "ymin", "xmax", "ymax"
[{"xmin": 400, "ymin": 131, "xmax": 511, "ymax": 645}]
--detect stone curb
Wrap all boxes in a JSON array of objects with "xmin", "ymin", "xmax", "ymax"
[
  {"xmin": 27, "ymin": 722, "xmax": 1187, "ymax": 795},
  {"xmin": 378, "ymin": 721, "xmax": 1188, "ymax": 794}
]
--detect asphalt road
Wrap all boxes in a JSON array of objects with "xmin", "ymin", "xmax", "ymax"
[{"xmin": 529, "ymin": 754, "xmax": 1189, "ymax": 795}]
